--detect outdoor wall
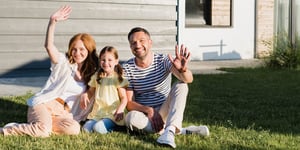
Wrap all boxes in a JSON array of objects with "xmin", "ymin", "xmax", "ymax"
[
  {"xmin": 0, "ymin": 0, "xmax": 177, "ymax": 75},
  {"xmin": 178, "ymin": 0, "xmax": 255, "ymax": 60},
  {"xmin": 256, "ymin": 0, "xmax": 274, "ymax": 58}
]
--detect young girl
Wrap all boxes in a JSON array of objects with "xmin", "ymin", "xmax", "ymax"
[
  {"xmin": 80, "ymin": 46, "xmax": 129, "ymax": 134},
  {"xmin": 0, "ymin": 6, "xmax": 98, "ymax": 137}
]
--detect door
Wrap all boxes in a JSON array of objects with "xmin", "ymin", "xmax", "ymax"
[{"xmin": 178, "ymin": 0, "xmax": 256, "ymax": 60}]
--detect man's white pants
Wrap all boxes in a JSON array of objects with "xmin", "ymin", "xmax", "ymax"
[{"xmin": 125, "ymin": 82, "xmax": 188, "ymax": 133}]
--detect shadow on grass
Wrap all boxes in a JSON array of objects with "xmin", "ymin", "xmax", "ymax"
[
  {"xmin": 185, "ymin": 68, "xmax": 300, "ymax": 135},
  {"xmin": 0, "ymin": 97, "xmax": 28, "ymax": 125}
]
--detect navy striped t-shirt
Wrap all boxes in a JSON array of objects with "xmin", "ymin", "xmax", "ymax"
[{"xmin": 123, "ymin": 53, "xmax": 172, "ymax": 108}]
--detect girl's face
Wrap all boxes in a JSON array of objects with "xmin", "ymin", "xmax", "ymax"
[
  {"xmin": 71, "ymin": 40, "xmax": 89, "ymax": 65},
  {"xmin": 100, "ymin": 52, "xmax": 118, "ymax": 75}
]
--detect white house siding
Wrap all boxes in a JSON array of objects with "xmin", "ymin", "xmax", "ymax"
[{"xmin": 0, "ymin": 0, "xmax": 177, "ymax": 75}]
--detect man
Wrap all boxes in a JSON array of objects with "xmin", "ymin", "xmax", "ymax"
[{"xmin": 123, "ymin": 27, "xmax": 209, "ymax": 148}]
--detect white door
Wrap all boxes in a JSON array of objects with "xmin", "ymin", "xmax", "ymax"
[{"xmin": 178, "ymin": 0, "xmax": 256, "ymax": 60}]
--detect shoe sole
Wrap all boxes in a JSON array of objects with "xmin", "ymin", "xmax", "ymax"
[{"xmin": 157, "ymin": 140, "xmax": 176, "ymax": 149}]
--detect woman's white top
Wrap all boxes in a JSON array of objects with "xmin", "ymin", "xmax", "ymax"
[
  {"xmin": 61, "ymin": 79, "xmax": 86, "ymax": 108},
  {"xmin": 27, "ymin": 52, "xmax": 86, "ymax": 109}
]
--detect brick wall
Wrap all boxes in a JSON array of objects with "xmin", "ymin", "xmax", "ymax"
[
  {"xmin": 211, "ymin": 0, "xmax": 231, "ymax": 26},
  {"xmin": 256, "ymin": 0, "xmax": 274, "ymax": 58}
]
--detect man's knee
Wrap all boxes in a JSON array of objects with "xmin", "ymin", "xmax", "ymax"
[
  {"xmin": 125, "ymin": 111, "xmax": 151, "ymax": 132},
  {"xmin": 173, "ymin": 81, "xmax": 188, "ymax": 90},
  {"xmin": 172, "ymin": 82, "xmax": 189, "ymax": 96},
  {"xmin": 125, "ymin": 111, "xmax": 143, "ymax": 129}
]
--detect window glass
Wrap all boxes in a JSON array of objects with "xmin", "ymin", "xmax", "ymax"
[
  {"xmin": 275, "ymin": 0, "xmax": 299, "ymax": 45},
  {"xmin": 185, "ymin": 0, "xmax": 232, "ymax": 28}
]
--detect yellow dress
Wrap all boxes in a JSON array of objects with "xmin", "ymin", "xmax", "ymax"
[{"xmin": 87, "ymin": 72, "xmax": 129, "ymax": 126}]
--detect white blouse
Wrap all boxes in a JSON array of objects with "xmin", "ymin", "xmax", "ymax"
[{"xmin": 27, "ymin": 53, "xmax": 84, "ymax": 107}]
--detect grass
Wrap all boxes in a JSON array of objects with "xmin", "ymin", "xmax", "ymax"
[{"xmin": 1, "ymin": 67, "xmax": 300, "ymax": 150}]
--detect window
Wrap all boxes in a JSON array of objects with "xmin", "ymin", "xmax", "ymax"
[
  {"xmin": 185, "ymin": 0, "xmax": 232, "ymax": 27},
  {"xmin": 275, "ymin": 0, "xmax": 300, "ymax": 45}
]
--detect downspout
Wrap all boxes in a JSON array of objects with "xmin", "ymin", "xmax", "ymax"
[
  {"xmin": 176, "ymin": 0, "xmax": 180, "ymax": 45},
  {"xmin": 254, "ymin": 0, "xmax": 257, "ymax": 58},
  {"xmin": 290, "ymin": 0, "xmax": 296, "ymax": 46}
]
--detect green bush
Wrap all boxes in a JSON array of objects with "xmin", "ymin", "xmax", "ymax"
[{"xmin": 264, "ymin": 33, "xmax": 300, "ymax": 69}]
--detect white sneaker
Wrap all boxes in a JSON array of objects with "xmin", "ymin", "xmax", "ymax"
[
  {"xmin": 4, "ymin": 122, "xmax": 18, "ymax": 128},
  {"xmin": 157, "ymin": 130, "xmax": 176, "ymax": 148},
  {"xmin": 185, "ymin": 125, "xmax": 209, "ymax": 136}
]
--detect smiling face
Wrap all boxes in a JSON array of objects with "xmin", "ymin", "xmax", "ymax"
[
  {"xmin": 99, "ymin": 51, "xmax": 118, "ymax": 76},
  {"xmin": 129, "ymin": 31, "xmax": 152, "ymax": 60},
  {"xmin": 70, "ymin": 40, "xmax": 89, "ymax": 65}
]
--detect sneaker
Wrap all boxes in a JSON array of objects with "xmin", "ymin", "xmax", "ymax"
[
  {"xmin": 4, "ymin": 122, "xmax": 18, "ymax": 128},
  {"xmin": 185, "ymin": 125, "xmax": 209, "ymax": 136},
  {"xmin": 157, "ymin": 130, "xmax": 176, "ymax": 148}
]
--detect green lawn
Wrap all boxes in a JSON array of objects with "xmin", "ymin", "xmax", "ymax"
[{"xmin": 1, "ymin": 67, "xmax": 300, "ymax": 150}]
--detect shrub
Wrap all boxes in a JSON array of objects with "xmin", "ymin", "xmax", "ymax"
[{"xmin": 264, "ymin": 33, "xmax": 300, "ymax": 69}]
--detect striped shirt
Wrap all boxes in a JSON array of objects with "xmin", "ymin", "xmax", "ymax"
[{"xmin": 123, "ymin": 53, "xmax": 172, "ymax": 108}]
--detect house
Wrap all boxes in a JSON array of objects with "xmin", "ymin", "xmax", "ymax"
[{"xmin": 0, "ymin": 0, "xmax": 298, "ymax": 76}]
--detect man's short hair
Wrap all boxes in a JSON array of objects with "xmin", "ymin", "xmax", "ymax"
[{"xmin": 128, "ymin": 27, "xmax": 151, "ymax": 41}]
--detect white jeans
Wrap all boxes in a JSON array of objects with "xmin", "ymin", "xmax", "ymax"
[{"xmin": 125, "ymin": 82, "xmax": 188, "ymax": 133}]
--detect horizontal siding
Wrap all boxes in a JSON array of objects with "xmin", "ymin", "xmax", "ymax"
[
  {"xmin": 0, "ymin": 48, "xmax": 175, "ymax": 70},
  {"xmin": 0, "ymin": 35, "xmax": 176, "ymax": 53},
  {"xmin": 0, "ymin": 1, "xmax": 176, "ymax": 20},
  {"xmin": 24, "ymin": 0, "xmax": 176, "ymax": 5},
  {"xmin": 0, "ymin": 19, "xmax": 176, "ymax": 35},
  {"xmin": 0, "ymin": 0, "xmax": 177, "ymax": 74},
  {"xmin": 0, "ymin": 53, "xmax": 50, "ymax": 70}
]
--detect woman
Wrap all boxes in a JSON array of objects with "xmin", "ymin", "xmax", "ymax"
[{"xmin": 0, "ymin": 6, "xmax": 98, "ymax": 137}]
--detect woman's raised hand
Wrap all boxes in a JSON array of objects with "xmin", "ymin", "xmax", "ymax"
[{"xmin": 50, "ymin": 5, "xmax": 72, "ymax": 22}]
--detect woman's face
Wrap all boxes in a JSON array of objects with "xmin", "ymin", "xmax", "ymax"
[
  {"xmin": 100, "ymin": 52, "xmax": 118, "ymax": 75},
  {"xmin": 71, "ymin": 40, "xmax": 89, "ymax": 64}
]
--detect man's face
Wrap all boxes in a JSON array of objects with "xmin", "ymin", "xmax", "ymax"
[{"xmin": 129, "ymin": 31, "xmax": 152, "ymax": 59}]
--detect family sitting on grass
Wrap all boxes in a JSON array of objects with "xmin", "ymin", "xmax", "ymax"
[{"xmin": 0, "ymin": 6, "xmax": 209, "ymax": 148}]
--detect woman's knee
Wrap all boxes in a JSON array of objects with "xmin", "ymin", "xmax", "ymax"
[
  {"xmin": 65, "ymin": 121, "xmax": 80, "ymax": 135},
  {"xmin": 53, "ymin": 120, "xmax": 80, "ymax": 135},
  {"xmin": 32, "ymin": 122, "xmax": 52, "ymax": 137}
]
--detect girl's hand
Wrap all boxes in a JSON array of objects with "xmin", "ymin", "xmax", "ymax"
[
  {"xmin": 114, "ymin": 111, "xmax": 124, "ymax": 122},
  {"xmin": 50, "ymin": 5, "xmax": 72, "ymax": 22},
  {"xmin": 80, "ymin": 92, "xmax": 90, "ymax": 110}
]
